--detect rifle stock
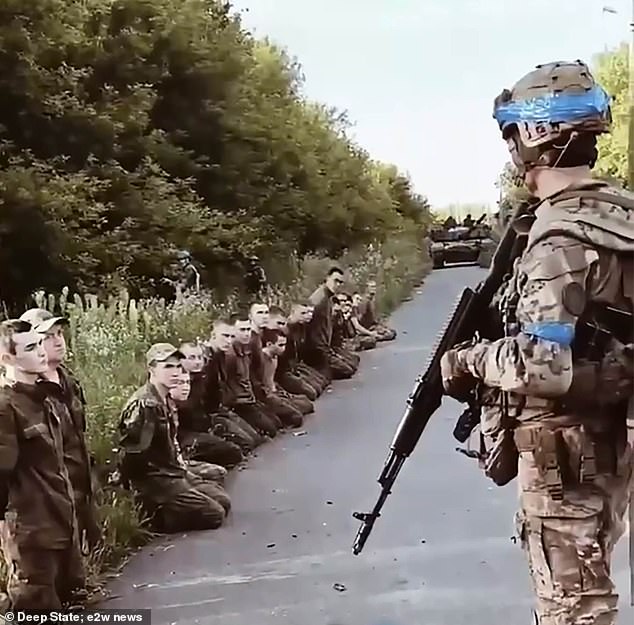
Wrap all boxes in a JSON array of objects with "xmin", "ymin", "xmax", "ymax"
[{"xmin": 352, "ymin": 220, "xmax": 525, "ymax": 555}]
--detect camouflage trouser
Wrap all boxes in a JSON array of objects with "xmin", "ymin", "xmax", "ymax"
[
  {"xmin": 351, "ymin": 334, "xmax": 377, "ymax": 352},
  {"xmin": 514, "ymin": 423, "xmax": 634, "ymax": 625},
  {"xmin": 187, "ymin": 473, "xmax": 231, "ymax": 514},
  {"xmin": 370, "ymin": 323, "xmax": 397, "ymax": 342},
  {"xmin": 1, "ymin": 531, "xmax": 85, "ymax": 610},
  {"xmin": 133, "ymin": 476, "xmax": 226, "ymax": 533},
  {"xmin": 296, "ymin": 363, "xmax": 329, "ymax": 393},
  {"xmin": 329, "ymin": 348, "xmax": 358, "ymax": 378},
  {"xmin": 74, "ymin": 492, "xmax": 101, "ymax": 552},
  {"xmin": 263, "ymin": 394, "xmax": 303, "ymax": 428},
  {"xmin": 187, "ymin": 459, "xmax": 227, "ymax": 483},
  {"xmin": 277, "ymin": 385, "xmax": 314, "ymax": 415},
  {"xmin": 179, "ymin": 429, "xmax": 244, "ymax": 467},
  {"xmin": 234, "ymin": 402, "xmax": 282, "ymax": 438},
  {"xmin": 277, "ymin": 370, "xmax": 318, "ymax": 401},
  {"xmin": 213, "ymin": 411, "xmax": 264, "ymax": 451}
]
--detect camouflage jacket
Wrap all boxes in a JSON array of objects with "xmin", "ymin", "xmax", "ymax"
[
  {"xmin": 307, "ymin": 284, "xmax": 334, "ymax": 357},
  {"xmin": 56, "ymin": 364, "xmax": 93, "ymax": 498},
  {"xmin": 277, "ymin": 322, "xmax": 303, "ymax": 374},
  {"xmin": 118, "ymin": 382, "xmax": 187, "ymax": 484},
  {"xmin": 459, "ymin": 180, "xmax": 634, "ymax": 425},
  {"xmin": 0, "ymin": 380, "xmax": 76, "ymax": 549},
  {"xmin": 224, "ymin": 345, "xmax": 257, "ymax": 406},
  {"xmin": 359, "ymin": 297, "xmax": 378, "ymax": 328}
]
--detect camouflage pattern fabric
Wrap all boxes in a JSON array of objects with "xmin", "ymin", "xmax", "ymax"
[
  {"xmin": 0, "ymin": 541, "xmax": 85, "ymax": 610},
  {"xmin": 277, "ymin": 370, "xmax": 318, "ymax": 401},
  {"xmin": 118, "ymin": 383, "xmax": 226, "ymax": 532},
  {"xmin": 441, "ymin": 182, "xmax": 634, "ymax": 624}
]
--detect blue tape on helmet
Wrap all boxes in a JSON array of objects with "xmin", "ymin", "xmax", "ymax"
[
  {"xmin": 522, "ymin": 322, "xmax": 575, "ymax": 347},
  {"xmin": 494, "ymin": 85, "xmax": 611, "ymax": 126}
]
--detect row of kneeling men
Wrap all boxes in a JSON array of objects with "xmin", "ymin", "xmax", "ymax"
[{"xmin": 0, "ymin": 267, "xmax": 394, "ymax": 609}]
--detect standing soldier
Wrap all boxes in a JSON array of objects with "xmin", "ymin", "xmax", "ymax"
[
  {"xmin": 19, "ymin": 308, "xmax": 101, "ymax": 553},
  {"xmin": 441, "ymin": 60, "xmax": 634, "ymax": 625},
  {"xmin": 0, "ymin": 320, "xmax": 85, "ymax": 609},
  {"xmin": 163, "ymin": 250, "xmax": 200, "ymax": 296},
  {"xmin": 244, "ymin": 255, "xmax": 267, "ymax": 298}
]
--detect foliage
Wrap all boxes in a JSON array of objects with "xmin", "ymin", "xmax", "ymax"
[
  {"xmin": 493, "ymin": 43, "xmax": 630, "ymax": 215},
  {"xmin": 0, "ymin": 0, "xmax": 432, "ymax": 311},
  {"xmin": 0, "ymin": 234, "xmax": 430, "ymax": 594},
  {"xmin": 495, "ymin": 161, "xmax": 530, "ymax": 223},
  {"xmin": 592, "ymin": 43, "xmax": 629, "ymax": 187}
]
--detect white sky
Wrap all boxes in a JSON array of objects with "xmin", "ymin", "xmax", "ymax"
[{"xmin": 230, "ymin": 0, "xmax": 631, "ymax": 209}]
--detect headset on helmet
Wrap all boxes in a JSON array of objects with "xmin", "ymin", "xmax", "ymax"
[{"xmin": 493, "ymin": 60, "xmax": 612, "ymax": 171}]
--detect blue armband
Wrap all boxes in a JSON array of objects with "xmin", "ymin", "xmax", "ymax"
[{"xmin": 522, "ymin": 322, "xmax": 575, "ymax": 347}]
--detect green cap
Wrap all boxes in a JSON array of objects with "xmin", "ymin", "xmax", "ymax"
[{"xmin": 146, "ymin": 343, "xmax": 184, "ymax": 366}]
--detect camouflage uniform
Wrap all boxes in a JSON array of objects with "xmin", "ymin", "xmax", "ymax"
[
  {"xmin": 0, "ymin": 380, "xmax": 85, "ymax": 610},
  {"xmin": 445, "ymin": 183, "xmax": 634, "ymax": 624},
  {"xmin": 330, "ymin": 310, "xmax": 360, "ymax": 374},
  {"xmin": 223, "ymin": 345, "xmax": 282, "ymax": 437},
  {"xmin": 441, "ymin": 61, "xmax": 634, "ymax": 624},
  {"xmin": 118, "ymin": 382, "xmax": 227, "ymax": 532},
  {"xmin": 17, "ymin": 308, "xmax": 101, "ymax": 550},
  {"xmin": 275, "ymin": 323, "xmax": 320, "ymax": 401},
  {"xmin": 343, "ymin": 314, "xmax": 376, "ymax": 352},
  {"xmin": 358, "ymin": 297, "xmax": 397, "ymax": 342},
  {"xmin": 176, "ymin": 371, "xmax": 244, "ymax": 468},
  {"xmin": 203, "ymin": 347, "xmax": 264, "ymax": 451},
  {"xmin": 55, "ymin": 365, "xmax": 101, "ymax": 551}
]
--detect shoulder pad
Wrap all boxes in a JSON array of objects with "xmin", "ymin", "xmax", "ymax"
[
  {"xmin": 528, "ymin": 188, "xmax": 634, "ymax": 254},
  {"xmin": 521, "ymin": 237, "xmax": 598, "ymax": 280}
]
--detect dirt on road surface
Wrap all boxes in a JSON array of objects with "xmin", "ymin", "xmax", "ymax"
[{"xmin": 101, "ymin": 267, "xmax": 634, "ymax": 625}]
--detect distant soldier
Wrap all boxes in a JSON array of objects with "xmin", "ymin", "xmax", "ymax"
[
  {"xmin": 169, "ymin": 371, "xmax": 228, "ymax": 484},
  {"xmin": 164, "ymin": 250, "xmax": 200, "ymax": 296},
  {"xmin": 339, "ymin": 293, "xmax": 377, "ymax": 351},
  {"xmin": 258, "ymin": 328, "xmax": 304, "ymax": 429},
  {"xmin": 18, "ymin": 308, "xmax": 101, "ymax": 553},
  {"xmin": 306, "ymin": 266, "xmax": 345, "ymax": 379},
  {"xmin": 225, "ymin": 312, "xmax": 282, "ymax": 437},
  {"xmin": 443, "ymin": 216, "xmax": 457, "ymax": 229},
  {"xmin": 117, "ymin": 343, "xmax": 228, "ymax": 533},
  {"xmin": 462, "ymin": 213, "xmax": 474, "ymax": 227},
  {"xmin": 244, "ymin": 255, "xmax": 267, "ymax": 297},
  {"xmin": 204, "ymin": 320, "xmax": 264, "ymax": 452},
  {"xmin": 330, "ymin": 297, "xmax": 360, "ymax": 375},
  {"xmin": 357, "ymin": 280, "xmax": 397, "ymax": 342},
  {"xmin": 268, "ymin": 305, "xmax": 319, "ymax": 401},
  {"xmin": 174, "ymin": 341, "xmax": 244, "ymax": 469},
  {"xmin": 0, "ymin": 319, "xmax": 85, "ymax": 609}
]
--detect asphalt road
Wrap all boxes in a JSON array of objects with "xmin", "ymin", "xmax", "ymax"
[{"xmin": 102, "ymin": 266, "xmax": 633, "ymax": 625}]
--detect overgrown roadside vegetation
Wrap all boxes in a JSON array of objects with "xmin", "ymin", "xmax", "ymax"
[
  {"xmin": 0, "ymin": 0, "xmax": 434, "ymax": 599},
  {"xmin": 0, "ymin": 0, "xmax": 432, "ymax": 314},
  {"xmin": 1, "ymin": 234, "xmax": 431, "ymax": 595}
]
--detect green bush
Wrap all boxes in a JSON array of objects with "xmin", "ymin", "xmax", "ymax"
[
  {"xmin": 0, "ymin": 234, "xmax": 431, "ymax": 593},
  {"xmin": 0, "ymin": 0, "xmax": 431, "ymax": 311}
]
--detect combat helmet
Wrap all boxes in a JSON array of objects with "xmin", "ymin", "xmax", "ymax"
[{"xmin": 493, "ymin": 60, "xmax": 612, "ymax": 171}]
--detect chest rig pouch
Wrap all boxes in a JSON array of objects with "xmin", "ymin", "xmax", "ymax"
[{"xmin": 516, "ymin": 187, "xmax": 634, "ymax": 499}]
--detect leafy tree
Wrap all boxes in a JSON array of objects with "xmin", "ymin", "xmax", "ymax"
[
  {"xmin": 0, "ymin": 0, "xmax": 431, "ymax": 310},
  {"xmin": 592, "ymin": 43, "xmax": 628, "ymax": 186}
]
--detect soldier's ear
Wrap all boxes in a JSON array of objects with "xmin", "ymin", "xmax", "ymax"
[{"xmin": 0, "ymin": 352, "xmax": 13, "ymax": 366}]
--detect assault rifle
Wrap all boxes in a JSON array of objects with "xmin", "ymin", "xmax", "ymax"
[{"xmin": 352, "ymin": 217, "xmax": 528, "ymax": 555}]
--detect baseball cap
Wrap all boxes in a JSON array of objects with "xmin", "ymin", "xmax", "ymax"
[
  {"xmin": 146, "ymin": 343, "xmax": 185, "ymax": 366},
  {"xmin": 19, "ymin": 308, "xmax": 69, "ymax": 333}
]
